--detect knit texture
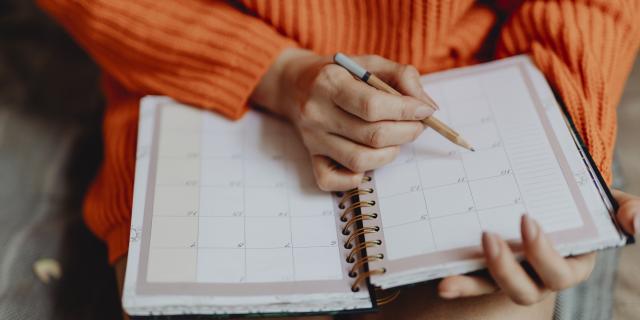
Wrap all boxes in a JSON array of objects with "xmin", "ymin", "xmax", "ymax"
[{"xmin": 38, "ymin": 0, "xmax": 640, "ymax": 264}]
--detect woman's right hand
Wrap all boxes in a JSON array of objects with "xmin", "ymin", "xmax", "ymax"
[{"xmin": 251, "ymin": 48, "xmax": 436, "ymax": 191}]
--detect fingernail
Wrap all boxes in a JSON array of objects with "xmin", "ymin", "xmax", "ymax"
[
  {"xmin": 439, "ymin": 290, "xmax": 459, "ymax": 299},
  {"xmin": 482, "ymin": 232, "xmax": 500, "ymax": 260},
  {"xmin": 522, "ymin": 214, "xmax": 539, "ymax": 243},
  {"xmin": 414, "ymin": 105, "xmax": 434, "ymax": 120},
  {"xmin": 634, "ymin": 214, "xmax": 640, "ymax": 236},
  {"xmin": 423, "ymin": 93, "xmax": 440, "ymax": 110}
]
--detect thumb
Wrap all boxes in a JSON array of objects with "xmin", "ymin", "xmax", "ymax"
[
  {"xmin": 311, "ymin": 155, "xmax": 363, "ymax": 192},
  {"xmin": 612, "ymin": 190, "xmax": 640, "ymax": 236},
  {"xmin": 438, "ymin": 274, "xmax": 498, "ymax": 299}
]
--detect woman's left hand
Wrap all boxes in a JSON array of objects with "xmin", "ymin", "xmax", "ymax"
[{"xmin": 438, "ymin": 189, "xmax": 640, "ymax": 305}]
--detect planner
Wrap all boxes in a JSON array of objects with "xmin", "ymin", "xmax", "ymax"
[{"xmin": 123, "ymin": 55, "xmax": 630, "ymax": 317}]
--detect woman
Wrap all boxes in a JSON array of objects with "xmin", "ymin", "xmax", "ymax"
[{"xmin": 38, "ymin": 0, "xmax": 640, "ymax": 319}]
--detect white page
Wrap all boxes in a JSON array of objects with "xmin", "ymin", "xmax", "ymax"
[
  {"xmin": 148, "ymin": 103, "xmax": 346, "ymax": 284},
  {"xmin": 123, "ymin": 97, "xmax": 371, "ymax": 316},
  {"xmin": 376, "ymin": 61, "xmax": 583, "ymax": 261},
  {"xmin": 358, "ymin": 56, "xmax": 625, "ymax": 288}
]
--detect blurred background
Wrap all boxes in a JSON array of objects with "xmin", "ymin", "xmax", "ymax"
[{"xmin": 0, "ymin": 1, "xmax": 638, "ymax": 319}]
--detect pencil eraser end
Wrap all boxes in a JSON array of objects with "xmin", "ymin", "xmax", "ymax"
[{"xmin": 333, "ymin": 53, "xmax": 367, "ymax": 79}]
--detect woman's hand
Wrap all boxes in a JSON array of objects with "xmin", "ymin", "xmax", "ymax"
[
  {"xmin": 251, "ymin": 48, "xmax": 435, "ymax": 191},
  {"xmin": 438, "ymin": 189, "xmax": 640, "ymax": 305}
]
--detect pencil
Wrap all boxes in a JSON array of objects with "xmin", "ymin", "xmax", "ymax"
[{"xmin": 333, "ymin": 52, "xmax": 475, "ymax": 152}]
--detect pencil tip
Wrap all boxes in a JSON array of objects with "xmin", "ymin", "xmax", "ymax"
[{"xmin": 470, "ymin": 147, "xmax": 476, "ymax": 152}]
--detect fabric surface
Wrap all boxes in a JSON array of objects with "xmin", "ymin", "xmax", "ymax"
[
  {"xmin": 0, "ymin": 1, "xmax": 120, "ymax": 318},
  {"xmin": 37, "ymin": 0, "xmax": 640, "ymax": 267},
  {"xmin": 553, "ymin": 158, "xmax": 626, "ymax": 320}
]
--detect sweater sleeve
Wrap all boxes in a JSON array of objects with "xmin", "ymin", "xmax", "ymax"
[
  {"xmin": 496, "ymin": 0, "xmax": 640, "ymax": 183},
  {"xmin": 37, "ymin": 0, "xmax": 297, "ymax": 119}
]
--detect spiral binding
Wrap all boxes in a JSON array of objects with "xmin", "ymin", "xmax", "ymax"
[{"xmin": 337, "ymin": 175, "xmax": 400, "ymax": 304}]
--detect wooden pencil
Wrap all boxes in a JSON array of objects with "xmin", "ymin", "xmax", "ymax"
[{"xmin": 334, "ymin": 52, "xmax": 475, "ymax": 152}]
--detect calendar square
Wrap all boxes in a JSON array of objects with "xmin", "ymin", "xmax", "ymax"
[
  {"xmin": 478, "ymin": 204, "xmax": 526, "ymax": 240},
  {"xmin": 291, "ymin": 216, "xmax": 338, "ymax": 247},
  {"xmin": 196, "ymin": 248, "xmax": 245, "ymax": 283},
  {"xmin": 383, "ymin": 221, "xmax": 436, "ymax": 260},
  {"xmin": 149, "ymin": 216, "xmax": 198, "ymax": 248},
  {"xmin": 245, "ymin": 248, "xmax": 294, "ymax": 282},
  {"xmin": 244, "ymin": 159, "xmax": 287, "ymax": 187},
  {"xmin": 418, "ymin": 158, "xmax": 466, "ymax": 188},
  {"xmin": 288, "ymin": 187, "xmax": 334, "ymax": 217},
  {"xmin": 379, "ymin": 191, "xmax": 427, "ymax": 228},
  {"xmin": 293, "ymin": 247, "xmax": 343, "ymax": 281},
  {"xmin": 201, "ymin": 132, "xmax": 243, "ymax": 158},
  {"xmin": 198, "ymin": 217, "xmax": 245, "ymax": 248},
  {"xmin": 147, "ymin": 248, "xmax": 197, "ymax": 282},
  {"xmin": 158, "ymin": 131, "xmax": 200, "ymax": 158},
  {"xmin": 375, "ymin": 162, "xmax": 421, "ymax": 198},
  {"xmin": 199, "ymin": 186, "xmax": 244, "ymax": 216},
  {"xmin": 245, "ymin": 217, "xmax": 291, "ymax": 248},
  {"xmin": 155, "ymin": 158, "xmax": 199, "ymax": 186},
  {"xmin": 244, "ymin": 187, "xmax": 288, "ymax": 217},
  {"xmin": 153, "ymin": 185, "xmax": 199, "ymax": 216},
  {"xmin": 201, "ymin": 159, "xmax": 242, "ymax": 187},
  {"xmin": 457, "ymin": 122, "xmax": 501, "ymax": 151},
  {"xmin": 430, "ymin": 212, "xmax": 483, "ymax": 250},
  {"xmin": 462, "ymin": 148, "xmax": 511, "ymax": 180},
  {"xmin": 424, "ymin": 182, "xmax": 475, "ymax": 217},
  {"xmin": 469, "ymin": 175, "xmax": 521, "ymax": 210}
]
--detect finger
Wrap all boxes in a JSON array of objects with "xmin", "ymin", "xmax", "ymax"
[
  {"xmin": 356, "ymin": 55, "xmax": 437, "ymax": 107},
  {"xmin": 612, "ymin": 190, "xmax": 640, "ymax": 235},
  {"xmin": 612, "ymin": 189, "xmax": 639, "ymax": 204},
  {"xmin": 521, "ymin": 215, "xmax": 595, "ymax": 291},
  {"xmin": 320, "ymin": 104, "xmax": 424, "ymax": 147},
  {"xmin": 438, "ymin": 274, "xmax": 498, "ymax": 299},
  {"xmin": 482, "ymin": 232, "xmax": 549, "ymax": 305},
  {"xmin": 328, "ymin": 69, "xmax": 435, "ymax": 121},
  {"xmin": 564, "ymin": 253, "xmax": 597, "ymax": 283},
  {"xmin": 310, "ymin": 155, "xmax": 363, "ymax": 191},
  {"xmin": 307, "ymin": 131, "xmax": 400, "ymax": 172}
]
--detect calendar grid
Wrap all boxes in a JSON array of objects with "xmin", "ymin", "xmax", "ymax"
[
  {"xmin": 145, "ymin": 108, "xmax": 346, "ymax": 285},
  {"xmin": 374, "ymin": 64, "xmax": 588, "ymax": 260}
]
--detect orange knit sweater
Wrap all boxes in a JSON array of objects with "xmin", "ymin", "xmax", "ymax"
[{"xmin": 38, "ymin": 0, "xmax": 640, "ymax": 264}]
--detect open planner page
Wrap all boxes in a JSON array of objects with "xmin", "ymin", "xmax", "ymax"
[
  {"xmin": 358, "ymin": 56, "xmax": 627, "ymax": 289},
  {"xmin": 122, "ymin": 97, "xmax": 372, "ymax": 316}
]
